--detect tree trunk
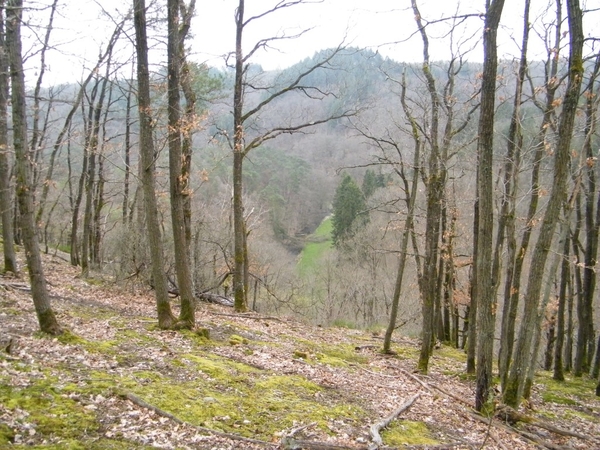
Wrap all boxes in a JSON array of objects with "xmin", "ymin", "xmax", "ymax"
[
  {"xmin": 6, "ymin": 0, "xmax": 60, "ymax": 334},
  {"xmin": 133, "ymin": 0, "xmax": 176, "ymax": 329},
  {"xmin": 497, "ymin": 0, "xmax": 529, "ymax": 387},
  {"xmin": 383, "ymin": 72, "xmax": 420, "ymax": 353},
  {"xmin": 474, "ymin": 0, "xmax": 505, "ymax": 412},
  {"xmin": 122, "ymin": 74, "xmax": 133, "ymax": 225},
  {"xmin": 500, "ymin": 0, "xmax": 563, "ymax": 391},
  {"xmin": 574, "ymin": 54, "xmax": 600, "ymax": 377},
  {"xmin": 411, "ymin": 0, "xmax": 443, "ymax": 375},
  {"xmin": 82, "ymin": 71, "xmax": 110, "ymax": 277},
  {"xmin": 178, "ymin": 0, "xmax": 196, "ymax": 255},
  {"xmin": 503, "ymin": 0, "xmax": 583, "ymax": 408},
  {"xmin": 0, "ymin": 0, "xmax": 17, "ymax": 273},
  {"xmin": 168, "ymin": 0, "xmax": 195, "ymax": 328},
  {"xmin": 553, "ymin": 234, "xmax": 570, "ymax": 381},
  {"xmin": 233, "ymin": 0, "xmax": 247, "ymax": 312}
]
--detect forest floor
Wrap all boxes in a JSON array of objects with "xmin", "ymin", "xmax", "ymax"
[{"xmin": 1, "ymin": 251, "xmax": 600, "ymax": 450}]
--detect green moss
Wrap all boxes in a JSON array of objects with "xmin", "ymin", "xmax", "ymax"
[
  {"xmin": 435, "ymin": 345, "xmax": 467, "ymax": 363},
  {"xmin": 331, "ymin": 319, "xmax": 359, "ymax": 329},
  {"xmin": 56, "ymin": 329, "xmax": 88, "ymax": 346},
  {"xmin": 0, "ymin": 374, "xmax": 98, "ymax": 441},
  {"xmin": 563, "ymin": 409, "xmax": 596, "ymax": 421},
  {"xmin": 536, "ymin": 371, "xmax": 596, "ymax": 406},
  {"xmin": 229, "ymin": 334, "xmax": 248, "ymax": 345},
  {"xmin": 295, "ymin": 338, "xmax": 368, "ymax": 366},
  {"xmin": 382, "ymin": 420, "xmax": 439, "ymax": 447},
  {"xmin": 0, "ymin": 422, "xmax": 15, "ymax": 445}
]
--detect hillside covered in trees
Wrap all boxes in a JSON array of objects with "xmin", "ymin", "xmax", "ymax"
[{"xmin": 1, "ymin": 0, "xmax": 600, "ymax": 442}]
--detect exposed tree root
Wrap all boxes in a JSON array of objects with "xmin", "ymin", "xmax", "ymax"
[{"xmin": 368, "ymin": 393, "xmax": 420, "ymax": 450}]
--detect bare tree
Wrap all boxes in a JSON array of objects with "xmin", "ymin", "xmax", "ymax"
[
  {"xmin": 473, "ymin": 0, "xmax": 505, "ymax": 411},
  {"xmin": 503, "ymin": 0, "xmax": 584, "ymax": 408},
  {"xmin": 0, "ymin": 0, "xmax": 17, "ymax": 273},
  {"xmin": 229, "ymin": 0, "xmax": 353, "ymax": 311},
  {"xmin": 167, "ymin": 0, "xmax": 195, "ymax": 328},
  {"xmin": 6, "ymin": 0, "xmax": 60, "ymax": 334},
  {"xmin": 133, "ymin": 0, "xmax": 176, "ymax": 328}
]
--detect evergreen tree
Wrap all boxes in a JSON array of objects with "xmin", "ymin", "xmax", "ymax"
[
  {"xmin": 332, "ymin": 174, "xmax": 368, "ymax": 246},
  {"xmin": 362, "ymin": 169, "xmax": 385, "ymax": 199}
]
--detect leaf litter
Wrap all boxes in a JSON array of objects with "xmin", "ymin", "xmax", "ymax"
[{"xmin": 1, "ymin": 252, "xmax": 599, "ymax": 449}]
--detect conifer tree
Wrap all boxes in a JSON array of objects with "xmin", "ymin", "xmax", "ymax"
[{"xmin": 332, "ymin": 174, "xmax": 367, "ymax": 246}]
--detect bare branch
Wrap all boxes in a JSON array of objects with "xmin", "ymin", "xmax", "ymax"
[{"xmin": 241, "ymin": 44, "xmax": 345, "ymax": 123}]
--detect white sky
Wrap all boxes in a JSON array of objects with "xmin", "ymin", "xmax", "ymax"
[{"xmin": 21, "ymin": 0, "xmax": 600, "ymax": 86}]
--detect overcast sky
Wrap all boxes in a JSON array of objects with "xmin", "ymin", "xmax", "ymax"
[{"xmin": 23, "ymin": 0, "xmax": 600, "ymax": 86}]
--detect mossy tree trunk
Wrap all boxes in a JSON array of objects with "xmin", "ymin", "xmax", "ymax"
[
  {"xmin": 167, "ymin": 0, "xmax": 195, "ymax": 328},
  {"xmin": 574, "ymin": 54, "xmax": 600, "ymax": 377},
  {"xmin": 503, "ymin": 0, "xmax": 584, "ymax": 408},
  {"xmin": 133, "ymin": 0, "xmax": 176, "ymax": 329},
  {"xmin": 553, "ymin": 234, "xmax": 570, "ymax": 381},
  {"xmin": 499, "ymin": 0, "xmax": 563, "ymax": 392},
  {"xmin": 6, "ymin": 0, "xmax": 61, "ymax": 335}
]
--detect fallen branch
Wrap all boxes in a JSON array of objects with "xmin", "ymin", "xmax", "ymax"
[
  {"xmin": 527, "ymin": 418, "xmax": 596, "ymax": 442},
  {"xmin": 120, "ymin": 391, "xmax": 272, "ymax": 447},
  {"xmin": 368, "ymin": 393, "xmax": 420, "ymax": 450},
  {"xmin": 468, "ymin": 411, "xmax": 574, "ymax": 450},
  {"xmin": 397, "ymin": 367, "xmax": 473, "ymax": 408},
  {"xmin": 211, "ymin": 312, "xmax": 283, "ymax": 322},
  {"xmin": 197, "ymin": 292, "xmax": 234, "ymax": 307}
]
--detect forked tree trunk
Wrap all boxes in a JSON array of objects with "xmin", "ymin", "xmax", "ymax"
[
  {"xmin": 133, "ymin": 0, "xmax": 176, "ymax": 329},
  {"xmin": 411, "ymin": 0, "xmax": 443, "ymax": 375},
  {"xmin": 383, "ymin": 72, "xmax": 420, "ymax": 354},
  {"xmin": 6, "ymin": 0, "xmax": 60, "ymax": 334},
  {"xmin": 167, "ymin": 0, "xmax": 195, "ymax": 328}
]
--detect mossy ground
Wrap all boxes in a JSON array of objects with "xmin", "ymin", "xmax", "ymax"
[
  {"xmin": 2, "ymin": 251, "xmax": 600, "ymax": 449},
  {"xmin": 1, "ymin": 299, "xmax": 373, "ymax": 448},
  {"xmin": 536, "ymin": 371, "xmax": 597, "ymax": 406},
  {"xmin": 381, "ymin": 420, "xmax": 439, "ymax": 446}
]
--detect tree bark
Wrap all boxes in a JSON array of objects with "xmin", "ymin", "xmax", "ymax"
[
  {"xmin": 6, "ymin": 0, "xmax": 61, "ymax": 334},
  {"xmin": 574, "ymin": 54, "xmax": 600, "ymax": 377},
  {"xmin": 0, "ymin": 0, "xmax": 17, "ymax": 273},
  {"xmin": 383, "ymin": 72, "xmax": 420, "ymax": 354},
  {"xmin": 411, "ymin": 0, "xmax": 443, "ymax": 375},
  {"xmin": 232, "ymin": 0, "xmax": 247, "ymax": 312},
  {"xmin": 497, "ymin": 0, "xmax": 529, "ymax": 386},
  {"xmin": 553, "ymin": 234, "xmax": 570, "ymax": 381},
  {"xmin": 500, "ymin": 0, "xmax": 563, "ymax": 391},
  {"xmin": 168, "ymin": 0, "xmax": 195, "ymax": 328},
  {"xmin": 503, "ymin": 0, "xmax": 583, "ymax": 408},
  {"xmin": 133, "ymin": 0, "xmax": 176, "ymax": 329},
  {"xmin": 474, "ymin": 0, "xmax": 505, "ymax": 412}
]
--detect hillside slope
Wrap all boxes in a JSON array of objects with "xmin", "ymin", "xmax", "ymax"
[{"xmin": 1, "ymin": 252, "xmax": 599, "ymax": 449}]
